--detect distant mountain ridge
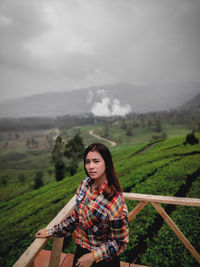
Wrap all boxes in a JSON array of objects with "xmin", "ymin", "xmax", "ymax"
[
  {"xmin": 180, "ymin": 93, "xmax": 200, "ymax": 111},
  {"xmin": 0, "ymin": 82, "xmax": 200, "ymax": 117}
]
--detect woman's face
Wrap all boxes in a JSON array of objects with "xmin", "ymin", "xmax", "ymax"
[{"xmin": 85, "ymin": 151, "xmax": 107, "ymax": 183}]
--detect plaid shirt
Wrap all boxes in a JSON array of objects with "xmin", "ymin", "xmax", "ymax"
[{"xmin": 48, "ymin": 177, "xmax": 129, "ymax": 263}]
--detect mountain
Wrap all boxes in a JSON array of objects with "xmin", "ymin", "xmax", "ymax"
[
  {"xmin": 179, "ymin": 93, "xmax": 200, "ymax": 111},
  {"xmin": 0, "ymin": 82, "xmax": 200, "ymax": 117}
]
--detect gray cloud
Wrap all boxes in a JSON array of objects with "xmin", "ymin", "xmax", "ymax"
[{"xmin": 0, "ymin": 0, "xmax": 200, "ymax": 100}]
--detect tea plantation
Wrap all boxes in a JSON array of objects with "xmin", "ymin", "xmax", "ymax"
[{"xmin": 0, "ymin": 135, "xmax": 200, "ymax": 266}]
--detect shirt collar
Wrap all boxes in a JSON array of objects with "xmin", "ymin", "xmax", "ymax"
[{"xmin": 87, "ymin": 177, "xmax": 108, "ymax": 192}]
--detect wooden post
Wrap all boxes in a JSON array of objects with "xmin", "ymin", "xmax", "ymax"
[
  {"xmin": 151, "ymin": 202, "xmax": 200, "ymax": 264},
  {"xmin": 29, "ymin": 262, "xmax": 35, "ymax": 267},
  {"xmin": 13, "ymin": 195, "xmax": 76, "ymax": 267},
  {"xmin": 128, "ymin": 201, "xmax": 148, "ymax": 222},
  {"xmin": 48, "ymin": 237, "xmax": 64, "ymax": 267}
]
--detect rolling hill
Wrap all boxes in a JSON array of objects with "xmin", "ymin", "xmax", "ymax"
[
  {"xmin": 0, "ymin": 135, "xmax": 200, "ymax": 266},
  {"xmin": 0, "ymin": 82, "xmax": 200, "ymax": 117},
  {"xmin": 180, "ymin": 93, "xmax": 200, "ymax": 111}
]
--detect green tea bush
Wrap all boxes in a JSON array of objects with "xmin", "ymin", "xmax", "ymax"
[
  {"xmin": 140, "ymin": 177, "xmax": 200, "ymax": 267},
  {"xmin": 1, "ymin": 135, "xmax": 200, "ymax": 266}
]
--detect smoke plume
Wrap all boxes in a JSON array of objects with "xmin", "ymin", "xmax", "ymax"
[{"xmin": 91, "ymin": 97, "xmax": 131, "ymax": 116}]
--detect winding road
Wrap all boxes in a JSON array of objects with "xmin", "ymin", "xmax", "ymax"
[{"xmin": 89, "ymin": 130, "xmax": 117, "ymax": 147}]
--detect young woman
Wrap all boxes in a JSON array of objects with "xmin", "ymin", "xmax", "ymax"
[{"xmin": 35, "ymin": 143, "xmax": 129, "ymax": 267}]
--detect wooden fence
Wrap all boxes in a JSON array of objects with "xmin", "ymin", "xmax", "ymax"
[{"xmin": 13, "ymin": 193, "xmax": 200, "ymax": 267}]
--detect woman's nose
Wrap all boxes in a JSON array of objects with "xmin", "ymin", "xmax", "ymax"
[{"xmin": 89, "ymin": 162, "xmax": 94, "ymax": 169}]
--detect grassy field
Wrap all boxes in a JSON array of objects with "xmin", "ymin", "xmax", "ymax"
[
  {"xmin": 0, "ymin": 128, "xmax": 58, "ymax": 202},
  {"xmin": 0, "ymin": 122, "xmax": 200, "ymax": 266}
]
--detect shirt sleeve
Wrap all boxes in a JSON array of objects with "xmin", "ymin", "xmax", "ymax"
[
  {"xmin": 92, "ymin": 200, "xmax": 129, "ymax": 263},
  {"xmin": 48, "ymin": 209, "xmax": 79, "ymax": 237}
]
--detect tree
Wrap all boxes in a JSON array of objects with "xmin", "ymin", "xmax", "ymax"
[
  {"xmin": 3, "ymin": 142, "xmax": 9, "ymax": 149},
  {"xmin": 155, "ymin": 120, "xmax": 162, "ymax": 133},
  {"xmin": 147, "ymin": 120, "xmax": 152, "ymax": 129},
  {"xmin": 18, "ymin": 173, "xmax": 26, "ymax": 185},
  {"xmin": 183, "ymin": 131, "xmax": 199, "ymax": 145},
  {"xmin": 26, "ymin": 138, "xmax": 39, "ymax": 149},
  {"xmin": 65, "ymin": 134, "xmax": 85, "ymax": 159},
  {"xmin": 15, "ymin": 133, "xmax": 20, "ymax": 139},
  {"xmin": 52, "ymin": 136, "xmax": 65, "ymax": 181},
  {"xmin": 54, "ymin": 161, "xmax": 65, "ymax": 181},
  {"xmin": 33, "ymin": 171, "xmax": 43, "ymax": 189},
  {"xmin": 126, "ymin": 124, "xmax": 133, "ymax": 137},
  {"xmin": 102, "ymin": 123, "xmax": 109, "ymax": 137},
  {"xmin": 31, "ymin": 138, "xmax": 39, "ymax": 148},
  {"xmin": 1, "ymin": 176, "xmax": 8, "ymax": 186},
  {"xmin": 47, "ymin": 168, "xmax": 54, "ymax": 176},
  {"xmin": 64, "ymin": 134, "xmax": 85, "ymax": 176},
  {"xmin": 121, "ymin": 120, "xmax": 127, "ymax": 130},
  {"xmin": 26, "ymin": 139, "xmax": 31, "ymax": 149}
]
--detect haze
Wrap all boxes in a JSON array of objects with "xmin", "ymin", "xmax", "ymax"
[{"xmin": 0, "ymin": 0, "xmax": 200, "ymax": 101}]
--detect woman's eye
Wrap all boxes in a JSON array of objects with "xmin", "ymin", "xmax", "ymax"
[{"xmin": 85, "ymin": 159, "xmax": 100, "ymax": 164}]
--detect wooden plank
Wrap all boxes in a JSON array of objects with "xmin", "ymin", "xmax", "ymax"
[
  {"xmin": 151, "ymin": 202, "xmax": 200, "ymax": 264},
  {"xmin": 130, "ymin": 264, "xmax": 147, "ymax": 267},
  {"xmin": 123, "ymin": 192, "xmax": 200, "ymax": 206},
  {"xmin": 120, "ymin": 261, "xmax": 129, "ymax": 266},
  {"xmin": 47, "ymin": 195, "xmax": 76, "ymax": 228},
  {"xmin": 33, "ymin": 250, "xmax": 70, "ymax": 267},
  {"xmin": 60, "ymin": 254, "xmax": 74, "ymax": 267},
  {"xmin": 34, "ymin": 250, "xmax": 51, "ymax": 267},
  {"xmin": 48, "ymin": 237, "xmax": 64, "ymax": 267},
  {"xmin": 13, "ymin": 238, "xmax": 50, "ymax": 267},
  {"xmin": 128, "ymin": 201, "xmax": 148, "ymax": 222},
  {"xmin": 13, "ymin": 195, "xmax": 76, "ymax": 267}
]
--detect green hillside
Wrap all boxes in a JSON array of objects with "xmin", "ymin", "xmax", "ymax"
[{"xmin": 0, "ymin": 134, "xmax": 200, "ymax": 266}]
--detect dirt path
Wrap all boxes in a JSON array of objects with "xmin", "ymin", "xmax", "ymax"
[{"xmin": 89, "ymin": 130, "xmax": 117, "ymax": 147}]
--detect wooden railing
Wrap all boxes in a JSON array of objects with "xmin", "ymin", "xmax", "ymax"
[{"xmin": 13, "ymin": 193, "xmax": 200, "ymax": 267}]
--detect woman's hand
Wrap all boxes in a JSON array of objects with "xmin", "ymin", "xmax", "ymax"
[
  {"xmin": 35, "ymin": 228, "xmax": 49, "ymax": 238},
  {"xmin": 76, "ymin": 252, "xmax": 95, "ymax": 267}
]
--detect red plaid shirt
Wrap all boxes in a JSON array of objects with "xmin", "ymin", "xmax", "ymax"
[{"xmin": 48, "ymin": 177, "xmax": 129, "ymax": 263}]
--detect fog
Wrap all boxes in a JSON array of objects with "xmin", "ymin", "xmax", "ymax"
[{"xmin": 0, "ymin": 0, "xmax": 200, "ymax": 101}]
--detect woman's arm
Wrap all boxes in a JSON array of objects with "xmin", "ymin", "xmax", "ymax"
[
  {"xmin": 50, "ymin": 209, "xmax": 79, "ymax": 237},
  {"xmin": 35, "ymin": 179, "xmax": 86, "ymax": 239},
  {"xmin": 35, "ymin": 209, "xmax": 79, "ymax": 238}
]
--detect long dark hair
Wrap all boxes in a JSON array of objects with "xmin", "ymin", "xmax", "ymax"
[{"xmin": 84, "ymin": 143, "xmax": 122, "ymax": 193}]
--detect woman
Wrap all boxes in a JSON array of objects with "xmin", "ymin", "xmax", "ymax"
[{"xmin": 35, "ymin": 143, "xmax": 129, "ymax": 267}]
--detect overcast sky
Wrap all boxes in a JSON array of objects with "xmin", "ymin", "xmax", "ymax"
[{"xmin": 0, "ymin": 0, "xmax": 200, "ymax": 101}]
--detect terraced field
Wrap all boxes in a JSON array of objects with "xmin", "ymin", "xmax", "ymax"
[{"xmin": 0, "ymin": 134, "xmax": 200, "ymax": 266}]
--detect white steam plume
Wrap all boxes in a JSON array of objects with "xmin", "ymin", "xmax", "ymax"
[
  {"xmin": 91, "ymin": 97, "xmax": 131, "ymax": 117},
  {"xmin": 111, "ymin": 99, "xmax": 131, "ymax": 116}
]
